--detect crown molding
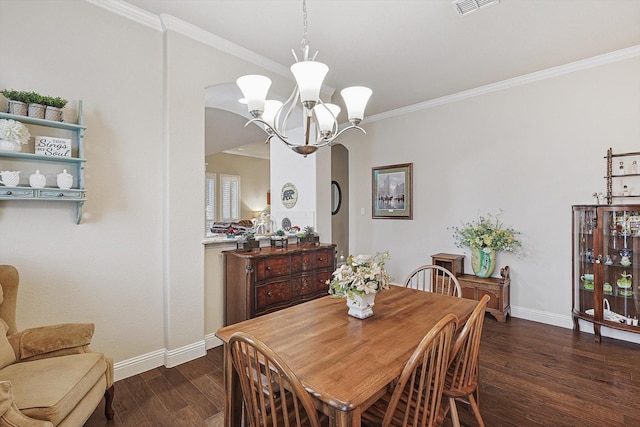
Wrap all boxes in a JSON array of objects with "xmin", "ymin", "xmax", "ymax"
[
  {"xmin": 84, "ymin": 0, "xmax": 334, "ymax": 97},
  {"xmin": 84, "ymin": 0, "xmax": 162, "ymax": 31},
  {"xmin": 366, "ymin": 44, "xmax": 640, "ymax": 124}
]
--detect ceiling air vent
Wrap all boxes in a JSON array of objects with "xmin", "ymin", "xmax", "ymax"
[{"xmin": 452, "ymin": 0, "xmax": 499, "ymax": 15}]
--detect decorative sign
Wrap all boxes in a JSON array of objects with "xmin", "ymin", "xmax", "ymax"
[
  {"xmin": 35, "ymin": 136, "xmax": 72, "ymax": 158},
  {"xmin": 281, "ymin": 182, "xmax": 298, "ymax": 209}
]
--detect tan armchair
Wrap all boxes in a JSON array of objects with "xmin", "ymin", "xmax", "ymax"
[{"xmin": 0, "ymin": 265, "xmax": 114, "ymax": 427}]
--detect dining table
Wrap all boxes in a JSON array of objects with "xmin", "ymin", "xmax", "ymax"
[{"xmin": 215, "ymin": 285, "xmax": 479, "ymax": 427}]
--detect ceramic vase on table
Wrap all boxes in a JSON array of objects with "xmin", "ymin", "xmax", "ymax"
[
  {"xmin": 346, "ymin": 293, "xmax": 376, "ymax": 319},
  {"xmin": 471, "ymin": 247, "xmax": 496, "ymax": 278}
]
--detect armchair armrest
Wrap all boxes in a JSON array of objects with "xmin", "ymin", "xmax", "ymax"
[
  {"xmin": 9, "ymin": 323, "xmax": 94, "ymax": 361},
  {"xmin": 0, "ymin": 381, "xmax": 53, "ymax": 427}
]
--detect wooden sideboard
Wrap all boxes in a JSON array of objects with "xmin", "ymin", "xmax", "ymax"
[
  {"xmin": 223, "ymin": 244, "xmax": 336, "ymax": 325},
  {"xmin": 431, "ymin": 253, "xmax": 511, "ymax": 322}
]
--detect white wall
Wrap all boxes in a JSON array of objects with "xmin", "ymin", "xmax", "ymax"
[{"xmin": 345, "ymin": 54, "xmax": 640, "ymax": 337}]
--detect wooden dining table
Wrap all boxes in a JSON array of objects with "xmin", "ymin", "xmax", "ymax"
[{"xmin": 215, "ymin": 285, "xmax": 478, "ymax": 427}]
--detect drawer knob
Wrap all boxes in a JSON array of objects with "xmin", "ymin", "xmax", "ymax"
[
  {"xmin": 6, "ymin": 191, "xmax": 11, "ymax": 195},
  {"xmin": 267, "ymin": 292, "xmax": 273, "ymax": 297},
  {"xmin": 266, "ymin": 266, "xmax": 272, "ymax": 271},
  {"xmin": 318, "ymin": 257, "xmax": 324, "ymax": 262},
  {"xmin": 58, "ymin": 192, "xmax": 64, "ymax": 197}
]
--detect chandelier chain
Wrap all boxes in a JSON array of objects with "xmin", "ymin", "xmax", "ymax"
[{"xmin": 301, "ymin": 0, "xmax": 309, "ymax": 51}]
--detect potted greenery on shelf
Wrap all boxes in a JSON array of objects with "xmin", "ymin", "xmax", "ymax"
[
  {"xmin": 297, "ymin": 225, "xmax": 320, "ymax": 245},
  {"xmin": 0, "ymin": 89, "xmax": 29, "ymax": 116},
  {"xmin": 236, "ymin": 231, "xmax": 260, "ymax": 252},
  {"xmin": 270, "ymin": 229, "xmax": 288, "ymax": 249},
  {"xmin": 26, "ymin": 91, "xmax": 45, "ymax": 119},
  {"xmin": 42, "ymin": 96, "xmax": 67, "ymax": 122}
]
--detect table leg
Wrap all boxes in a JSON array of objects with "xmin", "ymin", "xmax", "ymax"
[
  {"xmin": 223, "ymin": 343, "xmax": 242, "ymax": 427},
  {"xmin": 329, "ymin": 407, "xmax": 360, "ymax": 427}
]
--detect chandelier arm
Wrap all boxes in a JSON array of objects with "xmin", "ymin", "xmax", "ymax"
[
  {"xmin": 279, "ymin": 86, "xmax": 300, "ymax": 137},
  {"xmin": 319, "ymin": 124, "xmax": 367, "ymax": 146},
  {"xmin": 245, "ymin": 117, "xmax": 315, "ymax": 151}
]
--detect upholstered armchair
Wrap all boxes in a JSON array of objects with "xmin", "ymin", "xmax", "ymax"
[{"xmin": 0, "ymin": 265, "xmax": 114, "ymax": 427}]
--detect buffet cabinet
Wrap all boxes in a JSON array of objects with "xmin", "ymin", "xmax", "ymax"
[
  {"xmin": 223, "ymin": 244, "xmax": 336, "ymax": 325},
  {"xmin": 431, "ymin": 253, "xmax": 511, "ymax": 322},
  {"xmin": 573, "ymin": 205, "xmax": 640, "ymax": 342}
]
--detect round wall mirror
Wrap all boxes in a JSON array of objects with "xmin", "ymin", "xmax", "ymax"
[{"xmin": 331, "ymin": 181, "xmax": 342, "ymax": 215}]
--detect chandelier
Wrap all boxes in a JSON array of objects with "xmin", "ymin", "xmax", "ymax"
[{"xmin": 236, "ymin": 0, "xmax": 372, "ymax": 157}]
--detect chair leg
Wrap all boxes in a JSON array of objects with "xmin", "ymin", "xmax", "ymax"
[
  {"xmin": 468, "ymin": 394, "xmax": 485, "ymax": 427},
  {"xmin": 448, "ymin": 397, "xmax": 461, "ymax": 427},
  {"xmin": 104, "ymin": 385, "xmax": 115, "ymax": 420}
]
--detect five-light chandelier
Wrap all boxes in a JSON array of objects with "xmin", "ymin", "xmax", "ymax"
[{"xmin": 236, "ymin": 0, "xmax": 372, "ymax": 157}]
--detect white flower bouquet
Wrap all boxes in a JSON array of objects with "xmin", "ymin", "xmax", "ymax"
[
  {"xmin": 0, "ymin": 119, "xmax": 30, "ymax": 147},
  {"xmin": 328, "ymin": 252, "xmax": 391, "ymax": 298}
]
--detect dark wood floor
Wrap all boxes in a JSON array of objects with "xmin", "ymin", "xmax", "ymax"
[{"xmin": 84, "ymin": 316, "xmax": 640, "ymax": 427}]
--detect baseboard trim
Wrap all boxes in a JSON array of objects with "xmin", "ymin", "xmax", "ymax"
[
  {"xmin": 205, "ymin": 332, "xmax": 223, "ymax": 350},
  {"xmin": 114, "ymin": 340, "xmax": 207, "ymax": 381}
]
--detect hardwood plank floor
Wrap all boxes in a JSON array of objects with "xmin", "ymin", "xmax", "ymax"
[{"xmin": 84, "ymin": 316, "xmax": 640, "ymax": 427}]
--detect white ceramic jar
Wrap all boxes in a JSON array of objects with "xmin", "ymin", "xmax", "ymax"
[
  {"xmin": 56, "ymin": 169, "xmax": 73, "ymax": 189},
  {"xmin": 29, "ymin": 170, "xmax": 46, "ymax": 188}
]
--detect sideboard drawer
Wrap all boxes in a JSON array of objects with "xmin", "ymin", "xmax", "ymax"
[
  {"xmin": 255, "ymin": 280, "xmax": 292, "ymax": 314},
  {"xmin": 300, "ymin": 270, "xmax": 332, "ymax": 298},
  {"xmin": 256, "ymin": 256, "xmax": 291, "ymax": 281}
]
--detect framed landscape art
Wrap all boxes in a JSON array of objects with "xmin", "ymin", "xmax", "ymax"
[{"xmin": 372, "ymin": 163, "xmax": 413, "ymax": 219}]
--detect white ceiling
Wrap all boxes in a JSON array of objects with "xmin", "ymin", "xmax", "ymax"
[{"xmin": 123, "ymin": 0, "xmax": 640, "ymax": 157}]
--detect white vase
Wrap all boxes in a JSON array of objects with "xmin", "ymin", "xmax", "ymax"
[
  {"xmin": 346, "ymin": 292, "xmax": 376, "ymax": 319},
  {"xmin": 0, "ymin": 139, "xmax": 21, "ymax": 152}
]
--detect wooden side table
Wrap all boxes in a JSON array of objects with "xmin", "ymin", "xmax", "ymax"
[{"xmin": 431, "ymin": 253, "xmax": 511, "ymax": 322}]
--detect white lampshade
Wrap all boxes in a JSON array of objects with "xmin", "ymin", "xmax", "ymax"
[
  {"xmin": 313, "ymin": 103, "xmax": 341, "ymax": 133},
  {"xmin": 340, "ymin": 86, "xmax": 372, "ymax": 121},
  {"xmin": 290, "ymin": 61, "xmax": 329, "ymax": 104},
  {"xmin": 236, "ymin": 75, "xmax": 272, "ymax": 114},
  {"xmin": 262, "ymin": 100, "xmax": 283, "ymax": 129}
]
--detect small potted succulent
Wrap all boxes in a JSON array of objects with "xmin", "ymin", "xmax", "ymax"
[
  {"xmin": 26, "ymin": 91, "xmax": 45, "ymax": 119},
  {"xmin": 1, "ymin": 89, "xmax": 29, "ymax": 116},
  {"xmin": 270, "ymin": 229, "xmax": 288, "ymax": 249},
  {"xmin": 297, "ymin": 225, "xmax": 320, "ymax": 246},
  {"xmin": 236, "ymin": 231, "xmax": 260, "ymax": 252},
  {"xmin": 42, "ymin": 96, "xmax": 67, "ymax": 122}
]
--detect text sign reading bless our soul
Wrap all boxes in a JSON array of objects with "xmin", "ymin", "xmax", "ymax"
[{"xmin": 35, "ymin": 136, "xmax": 72, "ymax": 158}]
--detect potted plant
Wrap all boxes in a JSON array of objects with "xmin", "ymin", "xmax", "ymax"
[
  {"xmin": 0, "ymin": 89, "xmax": 28, "ymax": 116},
  {"xmin": 270, "ymin": 229, "xmax": 288, "ymax": 248},
  {"xmin": 0, "ymin": 118, "xmax": 31, "ymax": 152},
  {"xmin": 327, "ymin": 252, "xmax": 392, "ymax": 318},
  {"xmin": 26, "ymin": 91, "xmax": 45, "ymax": 119},
  {"xmin": 297, "ymin": 225, "xmax": 320, "ymax": 245},
  {"xmin": 42, "ymin": 96, "xmax": 67, "ymax": 122},
  {"xmin": 236, "ymin": 231, "xmax": 260, "ymax": 252},
  {"xmin": 451, "ymin": 211, "xmax": 522, "ymax": 278}
]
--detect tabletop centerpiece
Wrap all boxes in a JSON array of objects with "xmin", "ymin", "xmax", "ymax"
[
  {"xmin": 451, "ymin": 211, "xmax": 522, "ymax": 278},
  {"xmin": 327, "ymin": 251, "xmax": 391, "ymax": 319}
]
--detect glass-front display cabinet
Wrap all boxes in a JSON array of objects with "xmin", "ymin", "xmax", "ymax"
[{"xmin": 573, "ymin": 205, "xmax": 640, "ymax": 342}]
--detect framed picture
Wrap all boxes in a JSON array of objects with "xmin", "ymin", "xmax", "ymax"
[{"xmin": 372, "ymin": 163, "xmax": 413, "ymax": 219}]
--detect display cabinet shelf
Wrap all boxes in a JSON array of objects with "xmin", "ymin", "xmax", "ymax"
[
  {"xmin": 0, "ymin": 104, "xmax": 86, "ymax": 223},
  {"xmin": 572, "ymin": 204, "xmax": 640, "ymax": 342}
]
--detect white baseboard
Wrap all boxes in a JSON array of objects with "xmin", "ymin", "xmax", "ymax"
[
  {"xmin": 114, "ymin": 340, "xmax": 207, "ymax": 381},
  {"xmin": 511, "ymin": 305, "xmax": 640, "ymax": 344},
  {"xmin": 115, "ymin": 307, "xmax": 640, "ymax": 381}
]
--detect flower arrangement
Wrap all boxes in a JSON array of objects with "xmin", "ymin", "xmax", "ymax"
[
  {"xmin": 0, "ymin": 119, "xmax": 30, "ymax": 146},
  {"xmin": 328, "ymin": 252, "xmax": 391, "ymax": 298},
  {"xmin": 451, "ymin": 211, "xmax": 522, "ymax": 253}
]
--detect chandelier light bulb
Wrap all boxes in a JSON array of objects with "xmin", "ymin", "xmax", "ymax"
[
  {"xmin": 290, "ymin": 61, "xmax": 329, "ymax": 107},
  {"xmin": 341, "ymin": 86, "xmax": 373, "ymax": 123},
  {"xmin": 313, "ymin": 103, "xmax": 341, "ymax": 134},
  {"xmin": 236, "ymin": 75, "xmax": 272, "ymax": 117}
]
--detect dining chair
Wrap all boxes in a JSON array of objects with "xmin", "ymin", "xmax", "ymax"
[
  {"xmin": 441, "ymin": 294, "xmax": 491, "ymax": 427},
  {"xmin": 229, "ymin": 331, "xmax": 327, "ymax": 427},
  {"xmin": 361, "ymin": 313, "xmax": 458, "ymax": 427},
  {"xmin": 403, "ymin": 264, "xmax": 462, "ymax": 297}
]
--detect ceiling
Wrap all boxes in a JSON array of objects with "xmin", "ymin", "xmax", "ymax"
[{"xmin": 123, "ymin": 0, "xmax": 640, "ymax": 157}]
